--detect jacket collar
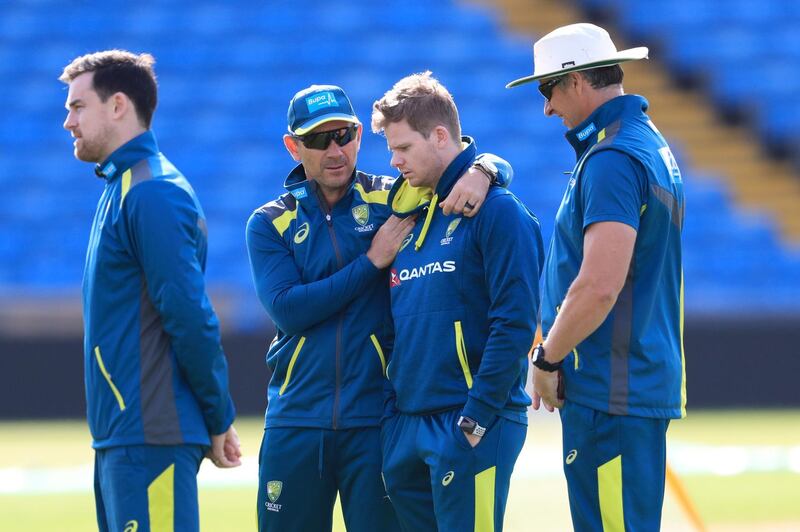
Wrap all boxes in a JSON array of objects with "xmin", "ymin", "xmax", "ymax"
[
  {"xmin": 565, "ymin": 94, "xmax": 648, "ymax": 158},
  {"xmin": 94, "ymin": 130, "xmax": 159, "ymax": 182}
]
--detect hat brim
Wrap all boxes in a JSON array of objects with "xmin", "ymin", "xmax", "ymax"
[
  {"xmin": 292, "ymin": 114, "xmax": 361, "ymax": 135},
  {"xmin": 505, "ymin": 47, "xmax": 649, "ymax": 89}
]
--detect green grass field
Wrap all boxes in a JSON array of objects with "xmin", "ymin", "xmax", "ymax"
[{"xmin": 1, "ymin": 410, "xmax": 798, "ymax": 531}]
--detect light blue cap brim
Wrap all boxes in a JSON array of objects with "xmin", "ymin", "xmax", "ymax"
[{"xmin": 291, "ymin": 114, "xmax": 360, "ymax": 135}]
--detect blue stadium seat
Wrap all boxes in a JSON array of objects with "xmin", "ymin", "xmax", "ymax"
[{"xmin": 1, "ymin": 0, "xmax": 798, "ymax": 319}]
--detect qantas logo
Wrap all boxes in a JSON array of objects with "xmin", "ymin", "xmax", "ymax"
[{"xmin": 391, "ymin": 261, "xmax": 456, "ymax": 287}]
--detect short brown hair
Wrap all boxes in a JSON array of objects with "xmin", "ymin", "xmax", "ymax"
[
  {"xmin": 371, "ymin": 71, "xmax": 461, "ymax": 141},
  {"xmin": 60, "ymin": 50, "xmax": 158, "ymax": 128}
]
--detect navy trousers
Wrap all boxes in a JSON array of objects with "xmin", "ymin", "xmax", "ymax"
[
  {"xmin": 381, "ymin": 409, "xmax": 526, "ymax": 531},
  {"xmin": 257, "ymin": 426, "xmax": 399, "ymax": 531}
]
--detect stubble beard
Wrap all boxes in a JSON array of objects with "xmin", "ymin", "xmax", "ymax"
[{"xmin": 74, "ymin": 124, "xmax": 115, "ymax": 164}]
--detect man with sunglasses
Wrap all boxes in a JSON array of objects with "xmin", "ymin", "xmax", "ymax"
[
  {"xmin": 246, "ymin": 84, "xmax": 511, "ymax": 531},
  {"xmin": 507, "ymin": 23, "xmax": 686, "ymax": 531}
]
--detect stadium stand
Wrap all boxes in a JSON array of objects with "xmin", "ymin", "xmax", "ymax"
[
  {"xmin": 577, "ymin": 0, "xmax": 800, "ymax": 162},
  {"xmin": 0, "ymin": 0, "xmax": 798, "ymax": 334}
]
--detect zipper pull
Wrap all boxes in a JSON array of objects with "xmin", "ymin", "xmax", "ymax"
[{"xmin": 325, "ymin": 213, "xmax": 332, "ymax": 224}]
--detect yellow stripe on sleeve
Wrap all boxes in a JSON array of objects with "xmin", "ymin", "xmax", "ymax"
[
  {"xmin": 474, "ymin": 466, "xmax": 496, "ymax": 532},
  {"xmin": 147, "ymin": 463, "xmax": 174, "ymax": 532},
  {"xmin": 598, "ymin": 455, "xmax": 625, "ymax": 531}
]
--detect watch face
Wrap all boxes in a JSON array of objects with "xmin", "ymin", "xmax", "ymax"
[{"xmin": 533, "ymin": 347, "xmax": 543, "ymax": 362}]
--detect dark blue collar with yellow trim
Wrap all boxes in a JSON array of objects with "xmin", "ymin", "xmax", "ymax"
[{"xmin": 94, "ymin": 130, "xmax": 159, "ymax": 182}]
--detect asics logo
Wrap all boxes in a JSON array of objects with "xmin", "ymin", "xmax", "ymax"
[
  {"xmin": 442, "ymin": 471, "xmax": 455, "ymax": 486},
  {"xmin": 566, "ymin": 449, "xmax": 578, "ymax": 465},
  {"xmin": 123, "ymin": 521, "xmax": 139, "ymax": 532},
  {"xmin": 294, "ymin": 222, "xmax": 309, "ymax": 244}
]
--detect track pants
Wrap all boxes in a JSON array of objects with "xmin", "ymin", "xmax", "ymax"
[
  {"xmin": 381, "ymin": 409, "xmax": 526, "ymax": 531},
  {"xmin": 257, "ymin": 426, "xmax": 399, "ymax": 532},
  {"xmin": 560, "ymin": 401, "xmax": 671, "ymax": 531},
  {"xmin": 94, "ymin": 444, "xmax": 204, "ymax": 532}
]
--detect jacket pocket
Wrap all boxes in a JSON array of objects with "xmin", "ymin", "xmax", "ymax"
[
  {"xmin": 370, "ymin": 334, "xmax": 387, "ymax": 377},
  {"xmin": 93, "ymin": 346, "xmax": 126, "ymax": 411},
  {"xmin": 453, "ymin": 321, "xmax": 473, "ymax": 389},
  {"xmin": 279, "ymin": 336, "xmax": 306, "ymax": 395}
]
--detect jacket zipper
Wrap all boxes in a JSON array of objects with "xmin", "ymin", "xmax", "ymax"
[{"xmin": 317, "ymin": 188, "xmax": 345, "ymax": 430}]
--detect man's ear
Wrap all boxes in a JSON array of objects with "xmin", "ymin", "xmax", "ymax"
[
  {"xmin": 283, "ymin": 134, "xmax": 302, "ymax": 161},
  {"xmin": 110, "ymin": 92, "xmax": 129, "ymax": 120},
  {"xmin": 569, "ymin": 72, "xmax": 584, "ymax": 94},
  {"xmin": 433, "ymin": 125, "xmax": 451, "ymax": 148}
]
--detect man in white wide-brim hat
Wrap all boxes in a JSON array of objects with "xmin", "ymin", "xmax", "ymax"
[{"xmin": 511, "ymin": 23, "xmax": 687, "ymax": 532}]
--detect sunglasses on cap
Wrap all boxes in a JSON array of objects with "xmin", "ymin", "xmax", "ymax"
[
  {"xmin": 295, "ymin": 124, "xmax": 359, "ymax": 150},
  {"xmin": 538, "ymin": 75, "xmax": 566, "ymax": 101}
]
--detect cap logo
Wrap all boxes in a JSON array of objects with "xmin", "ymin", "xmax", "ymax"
[
  {"xmin": 306, "ymin": 91, "xmax": 338, "ymax": 113},
  {"xmin": 561, "ymin": 61, "xmax": 575, "ymax": 68}
]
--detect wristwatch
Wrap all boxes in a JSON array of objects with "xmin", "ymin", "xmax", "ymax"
[
  {"xmin": 457, "ymin": 416, "xmax": 486, "ymax": 437},
  {"xmin": 472, "ymin": 157, "xmax": 498, "ymax": 184},
  {"xmin": 532, "ymin": 343, "xmax": 562, "ymax": 372}
]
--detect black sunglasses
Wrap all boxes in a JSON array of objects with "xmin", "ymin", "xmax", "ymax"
[
  {"xmin": 295, "ymin": 124, "xmax": 359, "ymax": 150},
  {"xmin": 538, "ymin": 76, "xmax": 566, "ymax": 101}
]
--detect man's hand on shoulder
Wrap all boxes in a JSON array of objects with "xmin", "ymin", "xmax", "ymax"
[{"xmin": 440, "ymin": 165, "xmax": 490, "ymax": 217}]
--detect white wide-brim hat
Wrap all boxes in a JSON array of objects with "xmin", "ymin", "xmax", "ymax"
[{"xmin": 506, "ymin": 23, "xmax": 649, "ymax": 89}]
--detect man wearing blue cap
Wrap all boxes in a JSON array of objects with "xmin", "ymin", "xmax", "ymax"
[
  {"xmin": 246, "ymin": 84, "xmax": 511, "ymax": 531},
  {"xmin": 508, "ymin": 23, "xmax": 686, "ymax": 531}
]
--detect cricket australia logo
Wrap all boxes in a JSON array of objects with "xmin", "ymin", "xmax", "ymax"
[
  {"xmin": 265, "ymin": 480, "xmax": 283, "ymax": 512},
  {"xmin": 441, "ymin": 217, "xmax": 461, "ymax": 245},
  {"xmin": 352, "ymin": 204, "xmax": 375, "ymax": 232}
]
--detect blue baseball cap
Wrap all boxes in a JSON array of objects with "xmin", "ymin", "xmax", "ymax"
[{"xmin": 287, "ymin": 84, "xmax": 360, "ymax": 135}]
